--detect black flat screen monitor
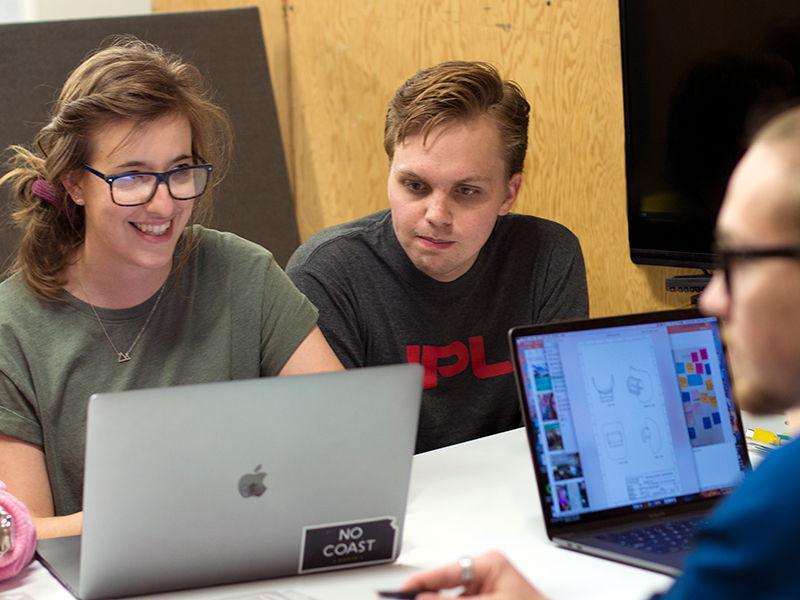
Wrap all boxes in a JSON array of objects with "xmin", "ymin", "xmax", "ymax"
[{"xmin": 621, "ymin": 0, "xmax": 800, "ymax": 269}]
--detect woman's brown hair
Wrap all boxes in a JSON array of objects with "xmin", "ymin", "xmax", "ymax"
[{"xmin": 0, "ymin": 36, "xmax": 233, "ymax": 300}]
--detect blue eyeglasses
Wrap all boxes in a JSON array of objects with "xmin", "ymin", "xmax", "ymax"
[{"xmin": 82, "ymin": 164, "xmax": 213, "ymax": 206}]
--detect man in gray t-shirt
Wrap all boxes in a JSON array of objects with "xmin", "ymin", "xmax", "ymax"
[{"xmin": 288, "ymin": 61, "xmax": 588, "ymax": 453}]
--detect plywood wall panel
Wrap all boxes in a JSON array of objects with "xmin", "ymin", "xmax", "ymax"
[{"xmin": 155, "ymin": 0, "xmax": 702, "ymax": 317}]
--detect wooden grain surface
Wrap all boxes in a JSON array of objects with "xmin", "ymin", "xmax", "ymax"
[{"xmin": 155, "ymin": 0, "xmax": 702, "ymax": 317}]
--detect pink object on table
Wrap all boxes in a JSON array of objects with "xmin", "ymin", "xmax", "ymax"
[{"xmin": 0, "ymin": 480, "xmax": 37, "ymax": 580}]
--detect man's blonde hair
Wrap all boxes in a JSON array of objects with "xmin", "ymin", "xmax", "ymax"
[{"xmin": 384, "ymin": 61, "xmax": 530, "ymax": 178}]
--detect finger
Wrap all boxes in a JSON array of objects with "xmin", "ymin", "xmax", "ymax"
[{"xmin": 400, "ymin": 562, "xmax": 464, "ymax": 592}]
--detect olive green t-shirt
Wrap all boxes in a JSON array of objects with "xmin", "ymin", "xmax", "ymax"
[{"xmin": 0, "ymin": 227, "xmax": 318, "ymax": 516}]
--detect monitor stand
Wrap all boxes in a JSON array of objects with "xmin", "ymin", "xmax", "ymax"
[{"xmin": 665, "ymin": 273, "xmax": 712, "ymax": 307}]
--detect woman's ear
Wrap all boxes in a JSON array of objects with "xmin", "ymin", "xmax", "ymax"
[{"xmin": 61, "ymin": 171, "xmax": 85, "ymax": 205}]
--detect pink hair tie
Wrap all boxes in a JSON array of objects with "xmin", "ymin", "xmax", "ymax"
[
  {"xmin": 0, "ymin": 480, "xmax": 37, "ymax": 581},
  {"xmin": 31, "ymin": 179, "xmax": 65, "ymax": 212}
]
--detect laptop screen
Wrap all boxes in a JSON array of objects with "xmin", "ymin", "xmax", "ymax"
[{"xmin": 510, "ymin": 309, "xmax": 749, "ymax": 526}]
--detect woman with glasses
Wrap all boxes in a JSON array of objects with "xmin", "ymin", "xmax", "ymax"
[{"xmin": 0, "ymin": 37, "xmax": 342, "ymax": 540}]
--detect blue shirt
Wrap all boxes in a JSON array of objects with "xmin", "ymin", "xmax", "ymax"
[{"xmin": 657, "ymin": 437, "xmax": 800, "ymax": 599}]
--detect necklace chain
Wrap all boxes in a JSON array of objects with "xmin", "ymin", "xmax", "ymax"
[{"xmin": 79, "ymin": 276, "xmax": 168, "ymax": 363}]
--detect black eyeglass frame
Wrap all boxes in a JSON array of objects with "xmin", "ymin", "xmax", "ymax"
[
  {"xmin": 81, "ymin": 163, "xmax": 213, "ymax": 206},
  {"xmin": 713, "ymin": 244, "xmax": 800, "ymax": 295}
]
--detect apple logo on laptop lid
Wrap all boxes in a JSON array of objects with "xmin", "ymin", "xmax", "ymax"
[{"xmin": 238, "ymin": 465, "xmax": 267, "ymax": 498}]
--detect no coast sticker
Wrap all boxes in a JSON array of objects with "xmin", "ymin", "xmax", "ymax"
[{"xmin": 299, "ymin": 517, "xmax": 398, "ymax": 573}]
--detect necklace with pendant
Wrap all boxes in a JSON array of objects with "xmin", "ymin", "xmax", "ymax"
[{"xmin": 79, "ymin": 276, "xmax": 168, "ymax": 363}]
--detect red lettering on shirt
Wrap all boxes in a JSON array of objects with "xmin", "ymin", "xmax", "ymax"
[
  {"xmin": 469, "ymin": 336, "xmax": 513, "ymax": 379},
  {"xmin": 406, "ymin": 336, "xmax": 512, "ymax": 389}
]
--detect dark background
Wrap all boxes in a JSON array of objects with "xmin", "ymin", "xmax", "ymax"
[{"xmin": 621, "ymin": 0, "xmax": 800, "ymax": 269}]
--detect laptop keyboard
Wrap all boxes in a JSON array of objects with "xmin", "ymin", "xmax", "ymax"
[{"xmin": 599, "ymin": 518, "xmax": 707, "ymax": 554}]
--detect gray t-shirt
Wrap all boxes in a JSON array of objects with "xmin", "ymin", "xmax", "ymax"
[
  {"xmin": 287, "ymin": 210, "xmax": 589, "ymax": 453},
  {"xmin": 0, "ymin": 226, "xmax": 318, "ymax": 515}
]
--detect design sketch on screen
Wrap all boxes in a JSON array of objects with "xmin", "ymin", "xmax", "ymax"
[
  {"xmin": 592, "ymin": 374, "xmax": 615, "ymax": 403},
  {"xmin": 642, "ymin": 417, "xmax": 663, "ymax": 454},
  {"xmin": 603, "ymin": 422, "xmax": 627, "ymax": 460},
  {"xmin": 579, "ymin": 336, "xmax": 681, "ymax": 507},
  {"xmin": 674, "ymin": 347, "xmax": 725, "ymax": 447},
  {"xmin": 628, "ymin": 366, "xmax": 653, "ymax": 403}
]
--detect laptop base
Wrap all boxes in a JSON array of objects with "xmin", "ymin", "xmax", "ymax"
[{"xmin": 36, "ymin": 536, "xmax": 82, "ymax": 598}]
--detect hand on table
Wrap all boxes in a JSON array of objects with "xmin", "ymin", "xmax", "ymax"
[{"xmin": 400, "ymin": 551, "xmax": 550, "ymax": 600}]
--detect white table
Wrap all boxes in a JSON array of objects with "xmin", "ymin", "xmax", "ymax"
[{"xmin": 0, "ymin": 428, "xmax": 677, "ymax": 600}]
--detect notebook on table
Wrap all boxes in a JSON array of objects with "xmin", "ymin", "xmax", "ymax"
[
  {"xmin": 508, "ymin": 308, "xmax": 750, "ymax": 576},
  {"xmin": 36, "ymin": 363, "xmax": 424, "ymax": 600}
]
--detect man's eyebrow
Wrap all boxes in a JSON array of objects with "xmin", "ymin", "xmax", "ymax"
[
  {"xmin": 456, "ymin": 175, "xmax": 492, "ymax": 185},
  {"xmin": 454, "ymin": 175, "xmax": 492, "ymax": 184},
  {"xmin": 395, "ymin": 169, "xmax": 492, "ymax": 184},
  {"xmin": 395, "ymin": 169, "xmax": 424, "ymax": 179}
]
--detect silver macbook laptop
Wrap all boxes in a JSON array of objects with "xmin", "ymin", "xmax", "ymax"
[
  {"xmin": 508, "ymin": 309, "xmax": 750, "ymax": 575},
  {"xmin": 36, "ymin": 363, "xmax": 423, "ymax": 599}
]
